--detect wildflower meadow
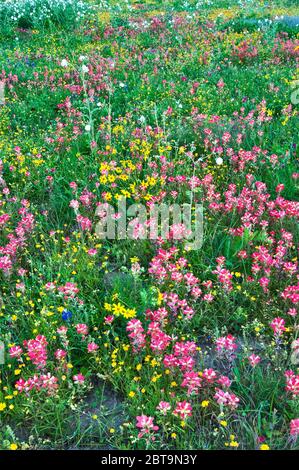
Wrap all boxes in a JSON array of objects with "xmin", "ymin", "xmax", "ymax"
[{"xmin": 0, "ymin": 0, "xmax": 298, "ymax": 455}]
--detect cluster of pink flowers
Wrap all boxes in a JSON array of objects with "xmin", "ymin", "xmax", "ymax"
[
  {"xmin": 173, "ymin": 401, "xmax": 193, "ymax": 419},
  {"xmin": 190, "ymin": 102, "xmax": 278, "ymax": 170},
  {"xmin": 215, "ymin": 334, "xmax": 238, "ymax": 355},
  {"xmin": 76, "ymin": 323, "xmax": 89, "ymax": 336},
  {"xmin": 290, "ymin": 419, "xmax": 299, "ymax": 437},
  {"xmin": 156, "ymin": 400, "xmax": 194, "ymax": 419},
  {"xmin": 9, "ymin": 328, "xmax": 88, "ymax": 395},
  {"xmin": 281, "ymin": 284, "xmax": 299, "ymax": 305},
  {"xmin": 129, "ymin": 274, "xmax": 197, "ymax": 360},
  {"xmin": 15, "ymin": 373, "xmax": 58, "ymax": 394},
  {"xmin": 248, "ymin": 354, "xmax": 261, "ymax": 367},
  {"xmin": 44, "ymin": 281, "xmax": 80, "ymax": 300},
  {"xmin": 148, "ymin": 247, "xmax": 214, "ymax": 315},
  {"xmin": 127, "ymin": 242, "xmax": 242, "ymax": 427},
  {"xmin": 156, "ymin": 401, "xmax": 171, "ymax": 415},
  {"xmin": 136, "ymin": 415, "xmax": 159, "ymax": 439},
  {"xmin": 9, "ymin": 345, "xmax": 23, "ymax": 359},
  {"xmin": 23, "ymin": 335, "xmax": 48, "ymax": 369},
  {"xmin": 54, "ymin": 349, "xmax": 67, "ymax": 361},
  {"xmin": 148, "ymin": 322, "xmax": 171, "ymax": 353},
  {"xmin": 73, "ymin": 373, "xmax": 85, "ymax": 385},
  {"xmin": 127, "ymin": 319, "xmax": 146, "ymax": 352},
  {"xmin": 87, "ymin": 342, "xmax": 99, "ymax": 353},
  {"xmin": 164, "ymin": 341, "xmax": 197, "ymax": 372},
  {"xmin": 270, "ymin": 317, "xmax": 286, "ymax": 336},
  {"xmin": 76, "ymin": 214, "xmax": 92, "ymax": 231},
  {"xmin": 213, "ymin": 257, "xmax": 233, "ymax": 291},
  {"xmin": 214, "ymin": 389, "xmax": 240, "ymax": 409},
  {"xmin": 58, "ymin": 282, "xmax": 79, "ymax": 298},
  {"xmin": 0, "ymin": 195, "xmax": 35, "ymax": 274},
  {"xmin": 15, "ymin": 372, "xmax": 85, "ymax": 394},
  {"xmin": 285, "ymin": 370, "xmax": 299, "ymax": 397}
]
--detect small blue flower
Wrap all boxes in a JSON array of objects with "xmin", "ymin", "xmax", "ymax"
[{"xmin": 62, "ymin": 309, "xmax": 72, "ymax": 321}]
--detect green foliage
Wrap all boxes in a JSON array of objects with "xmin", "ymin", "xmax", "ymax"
[{"xmin": 0, "ymin": 0, "xmax": 91, "ymax": 34}]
